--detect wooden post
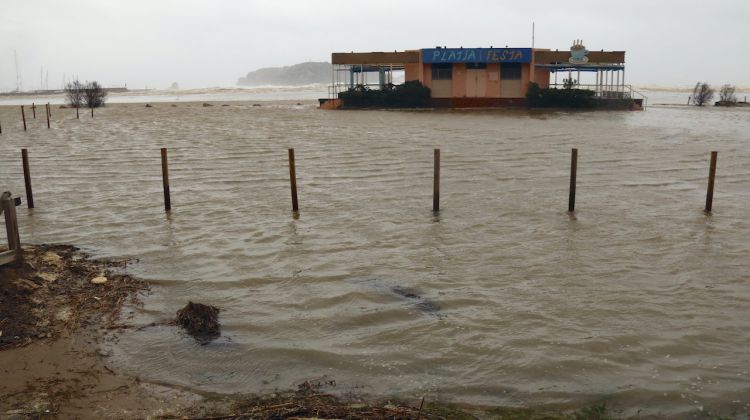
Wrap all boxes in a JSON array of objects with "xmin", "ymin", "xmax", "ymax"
[
  {"xmin": 1, "ymin": 192, "xmax": 23, "ymax": 265},
  {"xmin": 288, "ymin": 148, "xmax": 299, "ymax": 213},
  {"xmin": 568, "ymin": 148, "xmax": 578, "ymax": 212},
  {"xmin": 0, "ymin": 120, "xmax": 3, "ymax": 134},
  {"xmin": 21, "ymin": 106, "xmax": 26, "ymax": 131},
  {"xmin": 46, "ymin": 104, "xmax": 50, "ymax": 129},
  {"xmin": 47, "ymin": 102, "xmax": 51, "ymax": 118},
  {"xmin": 76, "ymin": 106, "xmax": 79, "ymax": 119},
  {"xmin": 21, "ymin": 149, "xmax": 34, "ymax": 209},
  {"xmin": 433, "ymin": 148, "xmax": 440, "ymax": 213},
  {"xmin": 91, "ymin": 107, "xmax": 94, "ymax": 118},
  {"xmin": 161, "ymin": 148, "xmax": 171, "ymax": 211},
  {"xmin": 705, "ymin": 151, "xmax": 718, "ymax": 213},
  {"xmin": 32, "ymin": 103, "xmax": 36, "ymax": 118}
]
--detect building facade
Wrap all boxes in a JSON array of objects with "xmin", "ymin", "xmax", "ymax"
[{"xmin": 324, "ymin": 43, "xmax": 633, "ymax": 108}]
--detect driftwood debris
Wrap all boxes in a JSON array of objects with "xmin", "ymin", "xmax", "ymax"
[{"xmin": 176, "ymin": 301, "xmax": 220, "ymax": 343}]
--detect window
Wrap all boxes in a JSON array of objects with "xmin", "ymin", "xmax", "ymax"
[
  {"xmin": 500, "ymin": 63, "xmax": 522, "ymax": 80},
  {"xmin": 466, "ymin": 62, "xmax": 487, "ymax": 70},
  {"xmin": 432, "ymin": 63, "xmax": 452, "ymax": 80}
]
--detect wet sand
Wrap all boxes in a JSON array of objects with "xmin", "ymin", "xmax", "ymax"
[{"xmin": 0, "ymin": 245, "xmax": 199, "ymax": 418}]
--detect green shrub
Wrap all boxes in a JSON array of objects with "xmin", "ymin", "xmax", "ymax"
[
  {"xmin": 339, "ymin": 81, "xmax": 431, "ymax": 108},
  {"xmin": 526, "ymin": 82, "xmax": 596, "ymax": 108},
  {"xmin": 384, "ymin": 80, "xmax": 432, "ymax": 108}
]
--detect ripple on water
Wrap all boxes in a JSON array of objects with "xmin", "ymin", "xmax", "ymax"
[{"xmin": 1, "ymin": 102, "xmax": 749, "ymax": 416}]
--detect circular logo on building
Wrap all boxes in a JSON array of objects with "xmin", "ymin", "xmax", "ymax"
[{"xmin": 569, "ymin": 39, "xmax": 589, "ymax": 64}]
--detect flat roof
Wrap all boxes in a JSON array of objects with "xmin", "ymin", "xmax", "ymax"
[
  {"xmin": 332, "ymin": 51, "xmax": 418, "ymax": 65},
  {"xmin": 535, "ymin": 50, "xmax": 625, "ymax": 64}
]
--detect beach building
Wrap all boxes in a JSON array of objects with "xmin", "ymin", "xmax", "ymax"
[{"xmin": 321, "ymin": 41, "xmax": 643, "ymax": 109}]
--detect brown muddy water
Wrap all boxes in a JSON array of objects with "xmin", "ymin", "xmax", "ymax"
[{"xmin": 1, "ymin": 101, "xmax": 749, "ymax": 417}]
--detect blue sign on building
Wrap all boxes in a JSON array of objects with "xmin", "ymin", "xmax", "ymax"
[{"xmin": 422, "ymin": 48, "xmax": 532, "ymax": 64}]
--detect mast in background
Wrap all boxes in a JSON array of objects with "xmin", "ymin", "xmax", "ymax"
[{"xmin": 14, "ymin": 49, "xmax": 22, "ymax": 92}]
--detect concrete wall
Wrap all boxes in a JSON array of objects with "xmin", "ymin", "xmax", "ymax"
[
  {"xmin": 405, "ymin": 63, "xmax": 420, "ymax": 81},
  {"xmin": 500, "ymin": 80, "xmax": 522, "ymax": 98},
  {"xmin": 432, "ymin": 80, "xmax": 453, "ymax": 98},
  {"xmin": 452, "ymin": 63, "xmax": 465, "ymax": 98},
  {"xmin": 535, "ymin": 67, "xmax": 550, "ymax": 88},
  {"xmin": 422, "ymin": 63, "xmax": 432, "ymax": 89}
]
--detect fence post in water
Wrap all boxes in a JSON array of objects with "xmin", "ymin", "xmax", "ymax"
[
  {"xmin": 47, "ymin": 102, "xmax": 51, "ymax": 118},
  {"xmin": 91, "ymin": 107, "xmax": 94, "ymax": 118},
  {"xmin": 21, "ymin": 106, "xmax": 26, "ymax": 131},
  {"xmin": 705, "ymin": 151, "xmax": 718, "ymax": 213},
  {"xmin": 433, "ymin": 148, "xmax": 440, "ymax": 213},
  {"xmin": 0, "ymin": 120, "xmax": 3, "ymax": 134},
  {"xmin": 76, "ymin": 106, "xmax": 79, "ymax": 119},
  {"xmin": 161, "ymin": 148, "xmax": 171, "ymax": 211},
  {"xmin": 568, "ymin": 148, "xmax": 578, "ymax": 212},
  {"xmin": 46, "ymin": 104, "xmax": 50, "ymax": 129},
  {"xmin": 1, "ymin": 192, "xmax": 23, "ymax": 265},
  {"xmin": 21, "ymin": 149, "xmax": 34, "ymax": 209},
  {"xmin": 32, "ymin": 103, "xmax": 36, "ymax": 118},
  {"xmin": 288, "ymin": 148, "xmax": 299, "ymax": 213}
]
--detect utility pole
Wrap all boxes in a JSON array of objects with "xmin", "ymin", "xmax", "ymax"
[{"xmin": 14, "ymin": 50, "xmax": 21, "ymax": 92}]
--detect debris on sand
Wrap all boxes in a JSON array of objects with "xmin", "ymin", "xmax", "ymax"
[
  {"xmin": 90, "ymin": 275, "xmax": 107, "ymax": 284},
  {"xmin": 176, "ymin": 301, "xmax": 220, "ymax": 342},
  {"xmin": 145, "ymin": 104, "xmax": 153, "ymax": 107},
  {"xmin": 0, "ymin": 244, "xmax": 146, "ymax": 350},
  {"xmin": 175, "ymin": 391, "xmax": 483, "ymax": 420},
  {"xmin": 202, "ymin": 102, "xmax": 213, "ymax": 107}
]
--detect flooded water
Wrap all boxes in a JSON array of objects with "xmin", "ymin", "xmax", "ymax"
[{"xmin": 1, "ymin": 96, "xmax": 749, "ymax": 417}]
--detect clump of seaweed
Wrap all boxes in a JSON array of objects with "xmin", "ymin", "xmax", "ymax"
[{"xmin": 175, "ymin": 301, "xmax": 220, "ymax": 343}]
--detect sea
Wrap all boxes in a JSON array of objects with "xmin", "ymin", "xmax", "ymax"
[{"xmin": 0, "ymin": 85, "xmax": 749, "ymax": 417}]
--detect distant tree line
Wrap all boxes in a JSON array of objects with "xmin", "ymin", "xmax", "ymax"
[{"xmin": 65, "ymin": 80, "xmax": 107, "ymax": 108}]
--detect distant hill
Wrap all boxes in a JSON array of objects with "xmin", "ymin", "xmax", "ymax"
[{"xmin": 237, "ymin": 62, "xmax": 332, "ymax": 86}]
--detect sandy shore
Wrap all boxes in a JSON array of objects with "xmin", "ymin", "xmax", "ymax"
[{"xmin": 0, "ymin": 245, "xmax": 200, "ymax": 418}]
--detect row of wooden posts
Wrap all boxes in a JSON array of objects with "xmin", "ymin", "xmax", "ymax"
[
  {"xmin": 12, "ymin": 148, "xmax": 720, "ymax": 216},
  {"xmin": 0, "ymin": 104, "xmax": 94, "ymax": 134}
]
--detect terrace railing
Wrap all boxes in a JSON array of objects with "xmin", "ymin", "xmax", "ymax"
[{"xmin": 548, "ymin": 83, "xmax": 648, "ymax": 108}]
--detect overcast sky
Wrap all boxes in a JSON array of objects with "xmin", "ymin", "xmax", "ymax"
[{"xmin": 1, "ymin": 0, "xmax": 749, "ymax": 90}]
